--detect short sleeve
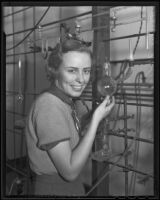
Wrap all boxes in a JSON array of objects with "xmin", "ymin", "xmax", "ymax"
[{"xmin": 34, "ymin": 94, "xmax": 71, "ymax": 150}]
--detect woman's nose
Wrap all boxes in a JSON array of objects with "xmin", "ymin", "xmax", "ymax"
[{"xmin": 76, "ymin": 72, "xmax": 85, "ymax": 83}]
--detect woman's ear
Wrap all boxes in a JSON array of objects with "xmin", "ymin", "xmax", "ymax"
[
  {"xmin": 48, "ymin": 65, "xmax": 59, "ymax": 74},
  {"xmin": 45, "ymin": 64, "xmax": 59, "ymax": 81}
]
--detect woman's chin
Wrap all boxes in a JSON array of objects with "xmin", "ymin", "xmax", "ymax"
[{"xmin": 70, "ymin": 90, "xmax": 83, "ymax": 97}]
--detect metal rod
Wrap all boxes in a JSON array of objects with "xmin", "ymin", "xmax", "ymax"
[
  {"xmin": 6, "ymin": 50, "xmax": 40, "ymax": 57},
  {"xmin": 82, "ymin": 94, "xmax": 153, "ymax": 102},
  {"xmin": 118, "ymin": 83, "xmax": 153, "ymax": 87},
  {"xmin": 6, "ymin": 11, "xmax": 92, "ymax": 37},
  {"xmin": 109, "ymin": 132, "xmax": 153, "ymax": 144},
  {"xmin": 103, "ymin": 31, "xmax": 154, "ymax": 42},
  {"xmin": 6, "ymin": 163, "xmax": 28, "ymax": 177},
  {"xmin": 7, "ymin": 129, "xmax": 25, "ymax": 136},
  {"xmin": 6, "ymin": 91, "xmax": 39, "ymax": 96},
  {"xmin": 82, "ymin": 93, "xmax": 153, "ymax": 98},
  {"xmin": 82, "ymin": 90, "xmax": 154, "ymax": 96},
  {"xmin": 115, "ymin": 93, "xmax": 153, "ymax": 97},
  {"xmin": 129, "ymin": 38, "xmax": 134, "ymax": 61},
  {"xmin": 11, "ymin": 7, "xmax": 16, "ymax": 170},
  {"xmin": 19, "ymin": 9, "xmax": 28, "ymax": 173},
  {"xmin": 107, "ymin": 114, "xmax": 134, "ymax": 122},
  {"xmin": 116, "ymin": 97, "xmax": 153, "ymax": 102},
  {"xmin": 123, "ymin": 95, "xmax": 128, "ymax": 195},
  {"xmin": 84, "ymin": 82, "xmax": 153, "ymax": 88},
  {"xmin": 145, "ymin": 7, "xmax": 149, "ymax": 50},
  {"xmin": 6, "ymin": 110, "xmax": 26, "ymax": 117},
  {"xmin": 108, "ymin": 161, "xmax": 153, "ymax": 178},
  {"xmin": 117, "ymin": 87, "xmax": 153, "ymax": 91},
  {"xmin": 4, "ymin": 6, "xmax": 33, "ymax": 18},
  {"xmin": 18, "ymin": 59, "xmax": 22, "ymax": 96},
  {"xmin": 110, "ymin": 58, "xmax": 154, "ymax": 65},
  {"xmin": 116, "ymin": 101, "xmax": 153, "ymax": 107},
  {"xmin": 83, "ymin": 87, "xmax": 153, "ymax": 92},
  {"xmin": 78, "ymin": 97, "xmax": 154, "ymax": 107},
  {"xmin": 116, "ymin": 17, "xmax": 146, "ymax": 26},
  {"xmin": 33, "ymin": 7, "xmax": 36, "ymax": 101}
]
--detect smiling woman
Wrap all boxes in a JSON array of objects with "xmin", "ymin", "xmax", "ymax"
[
  {"xmin": 24, "ymin": 38, "xmax": 115, "ymax": 196},
  {"xmin": 56, "ymin": 51, "xmax": 91, "ymax": 97}
]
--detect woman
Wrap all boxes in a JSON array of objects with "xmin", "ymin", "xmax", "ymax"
[{"xmin": 25, "ymin": 39, "xmax": 115, "ymax": 196}]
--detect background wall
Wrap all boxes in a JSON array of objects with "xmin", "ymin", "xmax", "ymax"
[{"xmin": 4, "ymin": 5, "xmax": 154, "ymax": 196}]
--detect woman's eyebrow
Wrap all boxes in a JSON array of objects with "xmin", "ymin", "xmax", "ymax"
[
  {"xmin": 65, "ymin": 66, "xmax": 91, "ymax": 69},
  {"xmin": 84, "ymin": 67, "xmax": 91, "ymax": 70},
  {"xmin": 66, "ymin": 66, "xmax": 77, "ymax": 68}
]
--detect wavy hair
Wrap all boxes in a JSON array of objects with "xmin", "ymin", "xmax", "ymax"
[{"xmin": 46, "ymin": 39, "xmax": 93, "ymax": 83}]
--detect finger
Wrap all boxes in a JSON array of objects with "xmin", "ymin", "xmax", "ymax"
[
  {"xmin": 102, "ymin": 95, "xmax": 110, "ymax": 106},
  {"xmin": 106, "ymin": 96, "xmax": 115, "ymax": 109},
  {"xmin": 110, "ymin": 96, "xmax": 115, "ymax": 104}
]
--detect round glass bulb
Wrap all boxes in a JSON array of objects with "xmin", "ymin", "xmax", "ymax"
[{"xmin": 97, "ymin": 75, "xmax": 117, "ymax": 96}]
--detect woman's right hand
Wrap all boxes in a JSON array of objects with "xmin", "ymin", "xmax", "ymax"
[{"xmin": 93, "ymin": 95, "xmax": 115, "ymax": 124}]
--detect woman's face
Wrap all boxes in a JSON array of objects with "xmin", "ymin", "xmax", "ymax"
[{"xmin": 55, "ymin": 51, "xmax": 92, "ymax": 97}]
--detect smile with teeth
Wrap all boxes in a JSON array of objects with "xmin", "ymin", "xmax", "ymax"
[{"xmin": 71, "ymin": 85, "xmax": 84, "ymax": 90}]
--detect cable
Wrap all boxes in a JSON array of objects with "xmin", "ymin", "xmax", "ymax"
[
  {"xmin": 6, "ymin": 7, "xmax": 50, "ymax": 51},
  {"xmin": 115, "ymin": 60, "xmax": 128, "ymax": 81},
  {"xmin": 134, "ymin": 75, "xmax": 141, "ymax": 177},
  {"xmin": 133, "ymin": 6, "xmax": 143, "ymax": 56},
  {"xmin": 129, "ymin": 71, "xmax": 143, "ymax": 195},
  {"xmin": 8, "ymin": 177, "xmax": 19, "ymax": 195},
  {"xmin": 111, "ymin": 61, "xmax": 128, "ymax": 130},
  {"xmin": 132, "ymin": 72, "xmax": 143, "ymax": 194},
  {"xmin": 4, "ymin": 7, "xmax": 33, "ymax": 18}
]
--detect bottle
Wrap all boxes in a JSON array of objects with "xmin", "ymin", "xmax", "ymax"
[{"xmin": 97, "ymin": 60, "xmax": 117, "ymax": 97}]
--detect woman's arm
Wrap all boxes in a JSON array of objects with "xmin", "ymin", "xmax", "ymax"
[{"xmin": 48, "ymin": 96, "xmax": 115, "ymax": 181}]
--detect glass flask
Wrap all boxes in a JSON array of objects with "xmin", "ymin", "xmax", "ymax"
[
  {"xmin": 97, "ymin": 75, "xmax": 117, "ymax": 97},
  {"xmin": 101, "ymin": 134, "xmax": 111, "ymax": 156},
  {"xmin": 91, "ymin": 119, "xmax": 113, "ymax": 162},
  {"xmin": 92, "ymin": 134, "xmax": 113, "ymax": 162},
  {"xmin": 97, "ymin": 61, "xmax": 117, "ymax": 97}
]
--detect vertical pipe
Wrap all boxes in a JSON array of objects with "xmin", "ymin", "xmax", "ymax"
[
  {"xmin": 20, "ymin": 7, "xmax": 25, "ymax": 166},
  {"xmin": 123, "ymin": 93, "xmax": 128, "ymax": 196},
  {"xmin": 26, "ymin": 7, "xmax": 37, "ymax": 195},
  {"xmin": 11, "ymin": 7, "xmax": 16, "ymax": 170},
  {"xmin": 18, "ymin": 59, "xmax": 22, "ymax": 95},
  {"xmin": 129, "ymin": 39, "xmax": 134, "ymax": 61},
  {"xmin": 21, "ymin": 7, "xmax": 29, "ymax": 194},
  {"xmin": 2, "ymin": 32, "xmax": 6, "ymax": 196},
  {"xmin": 33, "ymin": 7, "xmax": 36, "ymax": 100},
  {"xmin": 145, "ymin": 6, "xmax": 149, "ymax": 50},
  {"xmin": 92, "ymin": 6, "xmax": 111, "ymax": 196}
]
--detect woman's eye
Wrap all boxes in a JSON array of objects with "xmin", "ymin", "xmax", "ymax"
[
  {"xmin": 84, "ymin": 70, "xmax": 91, "ymax": 74},
  {"xmin": 68, "ymin": 69, "xmax": 76, "ymax": 73}
]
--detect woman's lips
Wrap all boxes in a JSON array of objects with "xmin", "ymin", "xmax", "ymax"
[{"xmin": 71, "ymin": 85, "xmax": 84, "ymax": 91}]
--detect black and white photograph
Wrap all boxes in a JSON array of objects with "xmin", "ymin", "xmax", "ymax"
[{"xmin": 1, "ymin": 2, "xmax": 159, "ymax": 199}]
